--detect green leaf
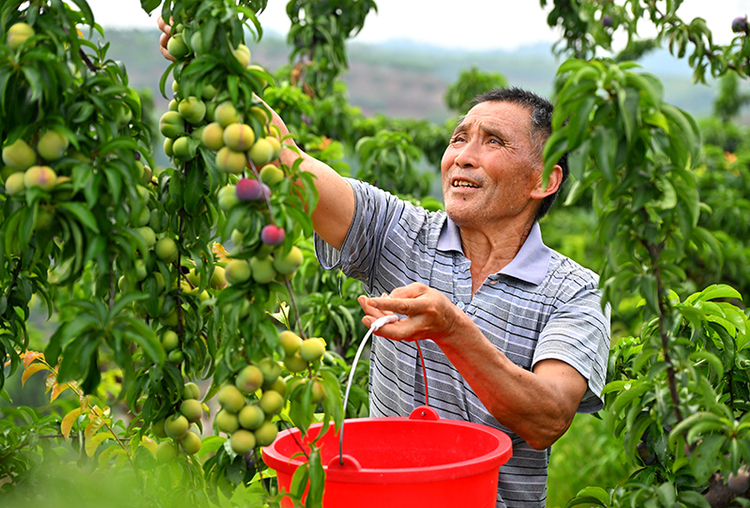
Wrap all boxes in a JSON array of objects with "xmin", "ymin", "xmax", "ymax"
[
  {"xmin": 591, "ymin": 126, "xmax": 617, "ymax": 181},
  {"xmin": 58, "ymin": 202, "xmax": 100, "ymax": 233}
]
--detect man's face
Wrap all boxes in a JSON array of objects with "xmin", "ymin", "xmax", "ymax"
[{"xmin": 441, "ymin": 100, "xmax": 543, "ymax": 230}]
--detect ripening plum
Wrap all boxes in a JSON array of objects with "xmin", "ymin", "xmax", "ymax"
[
  {"xmin": 2, "ymin": 139, "xmax": 36, "ymax": 171},
  {"xmin": 229, "ymin": 429, "xmax": 256, "ymax": 455},
  {"xmin": 223, "ymin": 123, "xmax": 256, "ymax": 151},
  {"xmin": 36, "ymin": 130, "xmax": 69, "ymax": 161},
  {"xmin": 7, "ymin": 22, "xmax": 35, "ymax": 50},
  {"xmin": 24, "ymin": 165, "xmax": 57, "ymax": 191}
]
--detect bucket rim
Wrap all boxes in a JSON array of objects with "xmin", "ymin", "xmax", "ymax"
[{"xmin": 262, "ymin": 416, "xmax": 513, "ymax": 484}]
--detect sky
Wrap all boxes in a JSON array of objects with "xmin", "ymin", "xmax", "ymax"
[{"xmin": 81, "ymin": 0, "xmax": 750, "ymax": 52}]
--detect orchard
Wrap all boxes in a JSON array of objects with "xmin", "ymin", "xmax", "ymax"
[{"xmin": 1, "ymin": 1, "xmax": 750, "ymax": 508}]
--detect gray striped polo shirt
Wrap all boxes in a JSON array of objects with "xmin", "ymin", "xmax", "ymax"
[{"xmin": 315, "ymin": 179, "xmax": 611, "ymax": 508}]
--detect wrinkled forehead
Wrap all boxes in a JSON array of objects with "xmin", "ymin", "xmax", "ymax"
[{"xmin": 455, "ymin": 101, "xmax": 534, "ymax": 139}]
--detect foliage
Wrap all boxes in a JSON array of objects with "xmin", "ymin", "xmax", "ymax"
[
  {"xmin": 544, "ymin": 2, "xmax": 750, "ymax": 507},
  {"xmin": 285, "ymin": 0, "xmax": 377, "ymax": 98},
  {"xmin": 444, "ymin": 65, "xmax": 508, "ymax": 114}
]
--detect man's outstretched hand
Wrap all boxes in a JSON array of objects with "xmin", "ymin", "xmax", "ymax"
[{"xmin": 158, "ymin": 16, "xmax": 175, "ymax": 62}]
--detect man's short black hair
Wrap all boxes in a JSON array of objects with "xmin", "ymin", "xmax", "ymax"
[{"xmin": 472, "ymin": 87, "xmax": 569, "ymax": 221}]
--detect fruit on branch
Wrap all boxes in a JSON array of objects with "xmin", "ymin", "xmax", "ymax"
[
  {"xmin": 217, "ymin": 385, "xmax": 246, "ymax": 413},
  {"xmin": 171, "ymin": 136, "xmax": 193, "ymax": 160},
  {"xmin": 189, "ymin": 31, "xmax": 205, "ymax": 56},
  {"xmin": 225, "ymin": 259, "xmax": 252, "ymax": 285},
  {"xmin": 4, "ymin": 172, "xmax": 25, "ymax": 196},
  {"xmin": 156, "ymin": 441, "xmax": 178, "ymax": 463},
  {"xmin": 235, "ymin": 177, "xmax": 263, "ymax": 201},
  {"xmin": 284, "ymin": 352, "xmax": 308, "ymax": 373},
  {"xmin": 230, "ymin": 429, "xmax": 256, "ymax": 454},
  {"xmin": 215, "ymin": 101, "xmax": 241, "ymax": 128},
  {"xmin": 164, "ymin": 414, "xmax": 190, "ymax": 439},
  {"xmin": 238, "ymin": 404, "xmax": 265, "ymax": 430},
  {"xmin": 178, "ymin": 96, "xmax": 207, "ymax": 125},
  {"xmin": 248, "ymin": 137, "xmax": 276, "ymax": 166},
  {"xmin": 183, "ymin": 382, "xmax": 200, "ymax": 400},
  {"xmin": 181, "ymin": 430, "xmax": 201, "ymax": 455},
  {"xmin": 215, "ymin": 409, "xmax": 240, "ymax": 433},
  {"xmin": 155, "ymin": 237, "xmax": 179, "ymax": 263},
  {"xmin": 732, "ymin": 16, "xmax": 749, "ymax": 33},
  {"xmin": 7, "ymin": 22, "xmax": 34, "ymax": 50},
  {"xmin": 2, "ymin": 139, "xmax": 36, "ymax": 171},
  {"xmin": 259, "ymin": 164, "xmax": 284, "ymax": 187},
  {"xmin": 24, "ymin": 165, "xmax": 57, "ymax": 191},
  {"xmin": 249, "ymin": 256, "xmax": 276, "ymax": 284},
  {"xmin": 215, "ymin": 146, "xmax": 247, "ymax": 174},
  {"xmin": 273, "ymin": 246, "xmax": 303, "ymax": 276},
  {"xmin": 201, "ymin": 122, "xmax": 225, "ymax": 151},
  {"xmin": 218, "ymin": 184, "xmax": 240, "ymax": 211},
  {"xmin": 235, "ymin": 364, "xmax": 264, "ymax": 393},
  {"xmin": 151, "ymin": 419, "xmax": 168, "ymax": 439},
  {"xmin": 210, "ymin": 266, "xmax": 227, "ymax": 289},
  {"xmin": 258, "ymin": 357, "xmax": 282, "ymax": 385},
  {"xmin": 300, "ymin": 337, "xmax": 326, "ymax": 362},
  {"xmin": 136, "ymin": 226, "xmax": 157, "ymax": 248},
  {"xmin": 601, "ymin": 14, "xmax": 613, "ymax": 28},
  {"xmin": 232, "ymin": 44, "xmax": 252, "ymax": 68},
  {"xmin": 161, "ymin": 330, "xmax": 179, "ymax": 352},
  {"xmin": 36, "ymin": 130, "xmax": 69, "ymax": 161},
  {"xmin": 260, "ymin": 224, "xmax": 285, "ymax": 246},
  {"xmin": 278, "ymin": 330, "xmax": 303, "ymax": 356},
  {"xmin": 223, "ymin": 123, "xmax": 256, "ymax": 151},
  {"xmin": 180, "ymin": 399, "xmax": 203, "ymax": 422},
  {"xmin": 254, "ymin": 420, "xmax": 278, "ymax": 447},
  {"xmin": 167, "ymin": 33, "xmax": 189, "ymax": 59},
  {"xmin": 159, "ymin": 111, "xmax": 185, "ymax": 139},
  {"xmin": 259, "ymin": 390, "xmax": 284, "ymax": 416}
]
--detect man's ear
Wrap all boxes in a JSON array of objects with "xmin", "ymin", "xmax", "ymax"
[{"xmin": 531, "ymin": 164, "xmax": 563, "ymax": 200}]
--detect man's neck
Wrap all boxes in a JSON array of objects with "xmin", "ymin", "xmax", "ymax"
[{"xmin": 458, "ymin": 215, "xmax": 537, "ymax": 295}]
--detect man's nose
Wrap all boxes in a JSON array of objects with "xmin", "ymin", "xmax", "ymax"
[{"xmin": 454, "ymin": 140, "xmax": 480, "ymax": 168}]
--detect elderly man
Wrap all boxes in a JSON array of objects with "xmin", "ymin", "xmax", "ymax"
[
  {"xmin": 158, "ymin": 20, "xmax": 609, "ymax": 505},
  {"xmin": 273, "ymin": 87, "xmax": 610, "ymax": 508}
]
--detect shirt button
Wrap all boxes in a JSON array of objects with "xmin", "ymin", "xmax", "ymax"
[{"xmin": 457, "ymin": 302, "xmax": 466, "ymax": 311}]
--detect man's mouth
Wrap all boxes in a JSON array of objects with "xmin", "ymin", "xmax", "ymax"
[{"xmin": 452, "ymin": 179, "xmax": 480, "ymax": 188}]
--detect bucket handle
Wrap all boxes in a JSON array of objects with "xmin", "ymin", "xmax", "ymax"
[{"xmin": 339, "ymin": 314, "xmax": 399, "ymax": 465}]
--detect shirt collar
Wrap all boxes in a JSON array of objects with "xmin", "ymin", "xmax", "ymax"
[{"xmin": 437, "ymin": 218, "xmax": 551, "ymax": 285}]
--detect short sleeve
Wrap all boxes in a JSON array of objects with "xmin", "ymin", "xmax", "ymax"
[{"xmin": 532, "ymin": 285, "xmax": 611, "ymax": 413}]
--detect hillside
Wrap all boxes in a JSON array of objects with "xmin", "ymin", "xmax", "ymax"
[{"xmin": 102, "ymin": 28, "xmax": 734, "ymax": 126}]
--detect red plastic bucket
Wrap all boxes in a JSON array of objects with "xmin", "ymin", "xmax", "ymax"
[{"xmin": 262, "ymin": 406, "xmax": 513, "ymax": 508}]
